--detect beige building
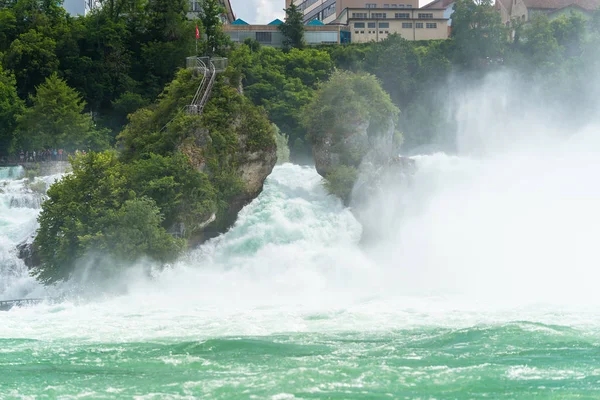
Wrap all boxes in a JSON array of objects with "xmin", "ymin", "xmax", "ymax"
[
  {"xmin": 287, "ymin": 0, "xmax": 418, "ymax": 24},
  {"xmin": 495, "ymin": 0, "xmax": 600, "ymax": 24},
  {"xmin": 334, "ymin": 7, "xmax": 449, "ymax": 42},
  {"xmin": 224, "ymin": 22, "xmax": 350, "ymax": 47}
]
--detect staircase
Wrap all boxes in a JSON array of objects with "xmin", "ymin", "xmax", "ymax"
[
  {"xmin": 159, "ymin": 57, "xmax": 228, "ymax": 133},
  {"xmin": 185, "ymin": 56, "xmax": 228, "ymax": 116}
]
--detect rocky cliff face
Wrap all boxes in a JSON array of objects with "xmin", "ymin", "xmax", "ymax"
[
  {"xmin": 312, "ymin": 117, "xmax": 414, "ymax": 204},
  {"xmin": 179, "ymin": 113, "xmax": 277, "ymax": 244}
]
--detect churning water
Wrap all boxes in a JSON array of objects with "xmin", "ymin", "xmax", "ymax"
[
  {"xmin": 2, "ymin": 72, "xmax": 600, "ymax": 398},
  {"xmin": 3, "ymin": 150, "xmax": 600, "ymax": 398}
]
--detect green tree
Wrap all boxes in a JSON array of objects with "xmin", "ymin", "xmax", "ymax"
[
  {"xmin": 279, "ymin": 3, "xmax": 305, "ymax": 51},
  {"xmin": 551, "ymin": 12, "xmax": 586, "ymax": 57},
  {"xmin": 3, "ymin": 29, "xmax": 59, "ymax": 97},
  {"xmin": 362, "ymin": 34, "xmax": 420, "ymax": 107},
  {"xmin": 201, "ymin": 0, "xmax": 230, "ymax": 56},
  {"xmin": 520, "ymin": 14, "xmax": 560, "ymax": 67},
  {"xmin": 451, "ymin": 0, "xmax": 508, "ymax": 67},
  {"xmin": 302, "ymin": 70, "xmax": 399, "ymax": 144},
  {"xmin": 15, "ymin": 73, "xmax": 110, "ymax": 151},
  {"xmin": 0, "ymin": 64, "xmax": 24, "ymax": 155},
  {"xmin": 228, "ymin": 44, "xmax": 333, "ymax": 158},
  {"xmin": 33, "ymin": 151, "xmax": 185, "ymax": 285}
]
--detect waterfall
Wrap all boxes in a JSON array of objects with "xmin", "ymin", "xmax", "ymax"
[{"xmin": 0, "ymin": 167, "xmax": 62, "ymax": 300}]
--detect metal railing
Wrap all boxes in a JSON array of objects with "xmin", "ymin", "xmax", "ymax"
[{"xmin": 0, "ymin": 298, "xmax": 45, "ymax": 311}]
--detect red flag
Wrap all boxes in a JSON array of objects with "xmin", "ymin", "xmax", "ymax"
[{"xmin": 196, "ymin": 25, "xmax": 200, "ymax": 39}]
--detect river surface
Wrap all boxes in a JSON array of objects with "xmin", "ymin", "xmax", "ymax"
[{"xmin": 2, "ymin": 155, "xmax": 600, "ymax": 399}]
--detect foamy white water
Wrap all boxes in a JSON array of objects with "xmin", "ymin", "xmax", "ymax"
[
  {"xmin": 3, "ymin": 152, "xmax": 600, "ymax": 345},
  {"xmin": 0, "ymin": 168, "xmax": 64, "ymax": 300}
]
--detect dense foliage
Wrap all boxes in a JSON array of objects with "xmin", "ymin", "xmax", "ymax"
[
  {"xmin": 229, "ymin": 44, "xmax": 333, "ymax": 159},
  {"xmin": 302, "ymin": 70, "xmax": 398, "ymax": 144},
  {"xmin": 33, "ymin": 152, "xmax": 190, "ymax": 284},
  {"xmin": 279, "ymin": 3, "xmax": 305, "ymax": 51},
  {"xmin": 0, "ymin": 0, "xmax": 208, "ymax": 154},
  {"xmin": 14, "ymin": 73, "xmax": 110, "ymax": 152},
  {"xmin": 32, "ymin": 64, "xmax": 275, "ymax": 283},
  {"xmin": 4, "ymin": 0, "xmax": 599, "ymax": 282}
]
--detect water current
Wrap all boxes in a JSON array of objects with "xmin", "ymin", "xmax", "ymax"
[{"xmin": 2, "ymin": 145, "xmax": 600, "ymax": 398}]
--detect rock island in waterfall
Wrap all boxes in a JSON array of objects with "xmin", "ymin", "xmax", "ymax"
[{"xmin": 3, "ymin": 0, "xmax": 600, "ymax": 398}]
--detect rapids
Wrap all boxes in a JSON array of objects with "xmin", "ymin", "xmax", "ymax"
[{"xmin": 2, "ymin": 153, "xmax": 600, "ymax": 397}]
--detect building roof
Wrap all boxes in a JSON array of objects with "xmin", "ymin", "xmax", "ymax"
[
  {"xmin": 232, "ymin": 18, "xmax": 249, "ymax": 25},
  {"xmin": 306, "ymin": 19, "xmax": 325, "ymax": 25},
  {"xmin": 422, "ymin": 0, "xmax": 454, "ymax": 9},
  {"xmin": 222, "ymin": 0, "xmax": 236, "ymax": 23},
  {"xmin": 496, "ymin": 0, "xmax": 600, "ymax": 12},
  {"xmin": 268, "ymin": 18, "xmax": 284, "ymax": 25}
]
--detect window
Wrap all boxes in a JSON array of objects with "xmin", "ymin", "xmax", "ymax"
[
  {"xmin": 368, "ymin": 22, "xmax": 376, "ymax": 28},
  {"xmin": 384, "ymin": 3, "xmax": 390, "ymax": 7},
  {"xmin": 395, "ymin": 12, "xmax": 410, "ymax": 18},
  {"xmin": 354, "ymin": 22, "xmax": 365, "ymax": 28},
  {"xmin": 418, "ymin": 13, "xmax": 433, "ymax": 18},
  {"xmin": 323, "ymin": 4, "xmax": 336, "ymax": 18},
  {"xmin": 366, "ymin": 3, "xmax": 377, "ymax": 7},
  {"xmin": 416, "ymin": 22, "xmax": 423, "ymax": 28},
  {"xmin": 379, "ymin": 22, "xmax": 389, "ymax": 28},
  {"xmin": 372, "ymin": 12, "xmax": 387, "ymax": 18},
  {"xmin": 426, "ymin": 22, "xmax": 437, "ymax": 28},
  {"xmin": 256, "ymin": 32, "xmax": 272, "ymax": 43},
  {"xmin": 391, "ymin": 3, "xmax": 398, "ymax": 7},
  {"xmin": 402, "ymin": 22, "xmax": 412, "ymax": 28},
  {"xmin": 352, "ymin": 12, "xmax": 368, "ymax": 18}
]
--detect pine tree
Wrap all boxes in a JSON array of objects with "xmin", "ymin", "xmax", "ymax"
[{"xmin": 279, "ymin": 3, "xmax": 305, "ymax": 51}]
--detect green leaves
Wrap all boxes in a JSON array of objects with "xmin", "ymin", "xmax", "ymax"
[
  {"xmin": 301, "ymin": 70, "xmax": 399, "ymax": 145},
  {"xmin": 14, "ymin": 73, "xmax": 110, "ymax": 151},
  {"xmin": 3, "ymin": 29, "xmax": 59, "ymax": 97},
  {"xmin": 229, "ymin": 44, "xmax": 334, "ymax": 158},
  {"xmin": 451, "ymin": 0, "xmax": 507, "ymax": 67},
  {"xmin": 0, "ymin": 64, "xmax": 23, "ymax": 153},
  {"xmin": 33, "ymin": 151, "xmax": 210, "ymax": 284},
  {"xmin": 279, "ymin": 3, "xmax": 305, "ymax": 51}
]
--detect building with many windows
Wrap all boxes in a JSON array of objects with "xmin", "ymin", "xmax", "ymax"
[
  {"xmin": 224, "ymin": 18, "xmax": 351, "ymax": 47},
  {"xmin": 333, "ymin": 7, "xmax": 449, "ymax": 42},
  {"xmin": 285, "ymin": 0, "xmax": 449, "ymax": 42},
  {"xmin": 286, "ymin": 0, "xmax": 420, "ymax": 24}
]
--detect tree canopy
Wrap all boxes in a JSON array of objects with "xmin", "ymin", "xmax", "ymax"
[{"xmin": 279, "ymin": 3, "xmax": 305, "ymax": 51}]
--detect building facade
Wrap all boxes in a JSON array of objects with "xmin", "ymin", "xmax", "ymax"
[
  {"xmin": 495, "ymin": 0, "xmax": 600, "ymax": 24},
  {"xmin": 334, "ymin": 7, "xmax": 449, "ymax": 42},
  {"xmin": 287, "ymin": 0, "xmax": 418, "ymax": 24},
  {"xmin": 422, "ymin": 0, "xmax": 454, "ymax": 27},
  {"xmin": 224, "ymin": 19, "xmax": 351, "ymax": 47}
]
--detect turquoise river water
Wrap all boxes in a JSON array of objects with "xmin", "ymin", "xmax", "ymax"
[{"xmin": 3, "ymin": 145, "xmax": 600, "ymax": 399}]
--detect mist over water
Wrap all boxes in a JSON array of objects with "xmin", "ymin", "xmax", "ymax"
[{"xmin": 3, "ymin": 72, "xmax": 600, "ymax": 397}]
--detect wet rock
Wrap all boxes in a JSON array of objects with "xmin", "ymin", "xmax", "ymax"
[{"xmin": 17, "ymin": 239, "xmax": 41, "ymax": 269}]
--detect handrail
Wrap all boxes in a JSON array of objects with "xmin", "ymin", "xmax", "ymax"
[
  {"xmin": 197, "ymin": 61, "xmax": 217, "ymax": 112},
  {"xmin": 190, "ymin": 58, "xmax": 209, "ymax": 106}
]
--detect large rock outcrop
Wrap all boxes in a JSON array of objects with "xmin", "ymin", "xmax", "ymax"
[{"xmin": 180, "ymin": 124, "xmax": 277, "ymax": 243}]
